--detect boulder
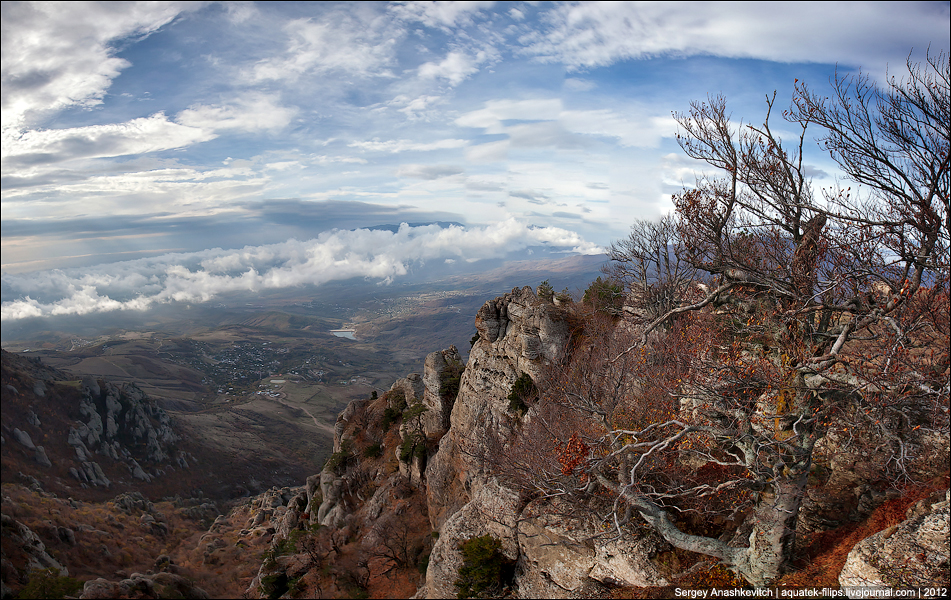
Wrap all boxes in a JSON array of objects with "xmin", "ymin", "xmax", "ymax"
[
  {"xmin": 12, "ymin": 428, "xmax": 35, "ymax": 450},
  {"xmin": 34, "ymin": 445, "xmax": 52, "ymax": 468},
  {"xmin": 80, "ymin": 573, "xmax": 208, "ymax": 599},
  {"xmin": 517, "ymin": 497, "xmax": 669, "ymax": 596},
  {"xmin": 839, "ymin": 489, "xmax": 950, "ymax": 594},
  {"xmin": 421, "ymin": 479, "xmax": 521, "ymax": 599}
]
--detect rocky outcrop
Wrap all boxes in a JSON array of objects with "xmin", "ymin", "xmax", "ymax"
[
  {"xmin": 418, "ymin": 287, "xmax": 669, "ymax": 598},
  {"xmin": 426, "ymin": 287, "xmax": 568, "ymax": 533},
  {"xmin": 516, "ymin": 497, "xmax": 669, "ymax": 596},
  {"xmin": 800, "ymin": 404, "xmax": 951, "ymax": 534},
  {"xmin": 420, "ymin": 346, "xmax": 463, "ymax": 438},
  {"xmin": 839, "ymin": 489, "xmax": 950, "ymax": 594},
  {"xmin": 3, "ymin": 348, "xmax": 184, "ymax": 494},
  {"xmin": 80, "ymin": 573, "xmax": 209, "ymax": 599},
  {"xmin": 0, "ymin": 513, "xmax": 68, "ymax": 577},
  {"xmin": 65, "ymin": 380, "xmax": 180, "ymax": 487},
  {"xmin": 305, "ymin": 287, "xmax": 671, "ymax": 598}
]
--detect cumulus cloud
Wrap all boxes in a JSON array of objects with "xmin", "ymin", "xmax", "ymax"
[
  {"xmin": 418, "ymin": 50, "xmax": 486, "ymax": 86},
  {"xmin": 1, "ymin": 221, "xmax": 601, "ymax": 321},
  {"xmin": 1, "ymin": 1, "xmax": 195, "ymax": 129},
  {"xmin": 176, "ymin": 94, "xmax": 298, "ymax": 133}
]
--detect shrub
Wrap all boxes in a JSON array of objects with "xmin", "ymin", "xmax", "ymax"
[
  {"xmin": 440, "ymin": 358, "xmax": 465, "ymax": 403},
  {"xmin": 507, "ymin": 372, "xmax": 536, "ymax": 415},
  {"xmin": 388, "ymin": 389, "xmax": 408, "ymax": 411},
  {"xmin": 418, "ymin": 551, "xmax": 431, "ymax": 574},
  {"xmin": 398, "ymin": 433, "xmax": 425, "ymax": 462},
  {"xmin": 363, "ymin": 442, "xmax": 383, "ymax": 458},
  {"xmin": 260, "ymin": 572, "xmax": 290, "ymax": 599},
  {"xmin": 454, "ymin": 535, "xmax": 506, "ymax": 598},
  {"xmin": 380, "ymin": 407, "xmax": 401, "ymax": 431},
  {"xmin": 17, "ymin": 569, "xmax": 83, "ymax": 599},
  {"xmin": 536, "ymin": 279, "xmax": 554, "ymax": 302},
  {"xmin": 403, "ymin": 402, "xmax": 428, "ymax": 423},
  {"xmin": 582, "ymin": 276, "xmax": 624, "ymax": 315},
  {"xmin": 325, "ymin": 438, "xmax": 353, "ymax": 474}
]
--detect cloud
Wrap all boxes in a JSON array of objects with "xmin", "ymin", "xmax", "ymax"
[
  {"xmin": 564, "ymin": 78, "xmax": 596, "ymax": 92},
  {"xmin": 524, "ymin": 2, "xmax": 950, "ymax": 70},
  {"xmin": 1, "ymin": 113, "xmax": 214, "ymax": 165},
  {"xmin": 506, "ymin": 121, "xmax": 590, "ymax": 150},
  {"xmin": 395, "ymin": 164, "xmax": 465, "ymax": 180},
  {"xmin": 455, "ymin": 99, "xmax": 563, "ymax": 133},
  {"xmin": 389, "ymin": 94, "xmax": 446, "ymax": 120},
  {"xmin": 348, "ymin": 138, "xmax": 468, "ymax": 153},
  {"xmin": 465, "ymin": 140, "xmax": 508, "ymax": 163},
  {"xmin": 3, "ymin": 93, "xmax": 299, "ymax": 172},
  {"xmin": 560, "ymin": 110, "xmax": 674, "ymax": 148},
  {"xmin": 465, "ymin": 179, "xmax": 504, "ymax": 192},
  {"xmin": 418, "ymin": 50, "xmax": 485, "ymax": 85},
  {"xmin": 310, "ymin": 155, "xmax": 368, "ymax": 165},
  {"xmin": 455, "ymin": 99, "xmax": 670, "ymax": 149},
  {"xmin": 510, "ymin": 189, "xmax": 551, "ymax": 204},
  {"xmin": 250, "ymin": 11, "xmax": 401, "ymax": 81},
  {"xmin": 1, "ymin": 1, "xmax": 195, "ymax": 129},
  {"xmin": 176, "ymin": 94, "xmax": 297, "ymax": 133},
  {"xmin": 1, "ymin": 220, "xmax": 601, "ymax": 321},
  {"xmin": 390, "ymin": 1, "xmax": 496, "ymax": 29}
]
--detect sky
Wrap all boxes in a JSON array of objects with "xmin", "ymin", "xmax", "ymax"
[{"xmin": 2, "ymin": 1, "xmax": 948, "ymax": 324}]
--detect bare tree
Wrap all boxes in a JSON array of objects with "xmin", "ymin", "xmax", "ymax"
[
  {"xmin": 367, "ymin": 515, "xmax": 417, "ymax": 578},
  {"xmin": 605, "ymin": 215, "xmax": 702, "ymax": 323},
  {"xmin": 499, "ymin": 54, "xmax": 949, "ymax": 587}
]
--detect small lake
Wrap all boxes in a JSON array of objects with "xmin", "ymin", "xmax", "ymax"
[{"xmin": 330, "ymin": 329, "xmax": 356, "ymax": 340}]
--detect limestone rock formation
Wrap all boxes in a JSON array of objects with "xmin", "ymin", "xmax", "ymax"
[
  {"xmin": 516, "ymin": 497, "xmax": 669, "ymax": 597},
  {"xmin": 839, "ymin": 490, "xmax": 950, "ymax": 594},
  {"xmin": 0, "ymin": 513, "xmax": 68, "ymax": 577},
  {"xmin": 426, "ymin": 287, "xmax": 568, "ymax": 532},
  {"xmin": 3, "ymin": 350, "xmax": 183, "ymax": 495},
  {"xmin": 418, "ymin": 287, "xmax": 670, "ymax": 598},
  {"xmin": 79, "ymin": 573, "xmax": 209, "ymax": 599}
]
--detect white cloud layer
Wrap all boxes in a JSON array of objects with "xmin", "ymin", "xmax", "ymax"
[
  {"xmin": 348, "ymin": 138, "xmax": 468, "ymax": 153},
  {"xmin": 2, "ymin": 113, "xmax": 213, "ymax": 164},
  {"xmin": 1, "ymin": 221, "xmax": 602, "ymax": 321},
  {"xmin": 524, "ymin": 2, "xmax": 949, "ymax": 69}
]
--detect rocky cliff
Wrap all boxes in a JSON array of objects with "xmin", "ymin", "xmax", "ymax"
[
  {"xmin": 1, "ymin": 350, "xmax": 187, "ymax": 496},
  {"xmin": 241, "ymin": 287, "xmax": 672, "ymax": 599},
  {"xmin": 282, "ymin": 285, "xmax": 949, "ymax": 599},
  {"xmin": 418, "ymin": 286, "xmax": 671, "ymax": 598}
]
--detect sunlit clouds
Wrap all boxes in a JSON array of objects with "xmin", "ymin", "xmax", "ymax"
[
  {"xmin": 2, "ymin": 1, "xmax": 947, "ymax": 324},
  {"xmin": 1, "ymin": 220, "xmax": 602, "ymax": 321}
]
